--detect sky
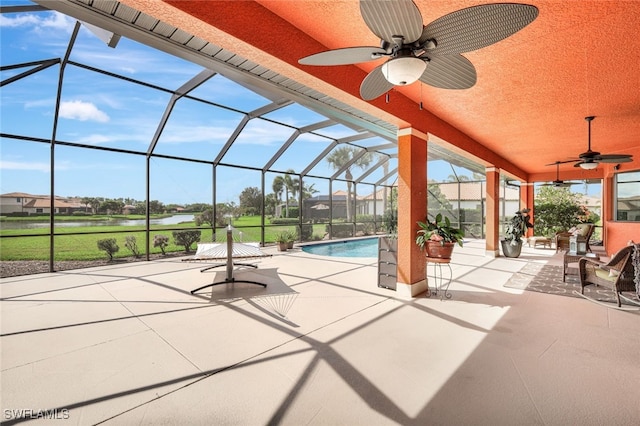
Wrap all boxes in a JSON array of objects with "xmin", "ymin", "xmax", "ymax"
[{"xmin": 0, "ymin": 1, "xmax": 603, "ymax": 205}]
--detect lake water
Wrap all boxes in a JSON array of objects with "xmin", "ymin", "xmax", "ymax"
[{"xmin": 0, "ymin": 214, "xmax": 195, "ymax": 229}]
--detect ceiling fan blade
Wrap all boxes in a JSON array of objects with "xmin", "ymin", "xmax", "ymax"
[
  {"xmin": 360, "ymin": 0, "xmax": 424, "ymax": 44},
  {"xmin": 541, "ymin": 180, "xmax": 571, "ymax": 187},
  {"xmin": 360, "ymin": 64, "xmax": 395, "ymax": 100},
  {"xmin": 545, "ymin": 160, "xmax": 578, "ymax": 166},
  {"xmin": 419, "ymin": 4, "xmax": 538, "ymax": 56},
  {"xmin": 551, "ymin": 159, "xmax": 580, "ymax": 165},
  {"xmin": 419, "ymin": 54, "xmax": 476, "ymax": 89},
  {"xmin": 299, "ymin": 46, "xmax": 386, "ymax": 66},
  {"xmin": 594, "ymin": 154, "xmax": 633, "ymax": 163}
]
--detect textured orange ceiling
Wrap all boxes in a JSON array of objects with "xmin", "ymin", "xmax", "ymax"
[{"xmin": 149, "ymin": 0, "xmax": 639, "ymax": 182}]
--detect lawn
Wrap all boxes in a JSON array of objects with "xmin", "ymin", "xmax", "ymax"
[{"xmin": 0, "ymin": 215, "xmax": 328, "ymax": 261}]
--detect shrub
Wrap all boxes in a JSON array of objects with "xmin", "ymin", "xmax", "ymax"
[
  {"xmin": 270, "ymin": 218, "xmax": 299, "ymax": 225},
  {"xmin": 328, "ymin": 223, "xmax": 369, "ymax": 238},
  {"xmin": 195, "ymin": 209, "xmax": 215, "ymax": 227},
  {"xmin": 172, "ymin": 230, "xmax": 201, "ymax": 253},
  {"xmin": 153, "ymin": 234, "xmax": 169, "ymax": 255},
  {"xmin": 97, "ymin": 238, "xmax": 119, "ymax": 260},
  {"xmin": 363, "ymin": 222, "xmax": 377, "ymax": 235},
  {"xmin": 329, "ymin": 223, "xmax": 354, "ymax": 238},
  {"xmin": 124, "ymin": 236, "xmax": 141, "ymax": 258},
  {"xmin": 297, "ymin": 223, "xmax": 313, "ymax": 241}
]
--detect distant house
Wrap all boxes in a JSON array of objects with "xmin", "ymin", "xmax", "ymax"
[
  {"xmin": 302, "ymin": 191, "xmax": 346, "ymax": 220},
  {"xmin": 576, "ymin": 194, "xmax": 602, "ymax": 217},
  {"xmin": 616, "ymin": 195, "xmax": 640, "ymax": 221},
  {"xmin": 356, "ymin": 188, "xmax": 389, "ymax": 216},
  {"xmin": 122, "ymin": 204, "xmax": 137, "ymax": 215},
  {"xmin": 304, "ymin": 184, "xmax": 513, "ymax": 221},
  {"xmin": 354, "ymin": 182, "xmax": 523, "ymax": 220},
  {"xmin": 0, "ymin": 192, "xmax": 87, "ymax": 215}
]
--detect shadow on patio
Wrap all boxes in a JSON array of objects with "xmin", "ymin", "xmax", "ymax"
[{"xmin": 1, "ymin": 240, "xmax": 638, "ymax": 425}]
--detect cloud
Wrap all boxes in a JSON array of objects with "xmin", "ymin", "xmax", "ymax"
[
  {"xmin": 159, "ymin": 125, "xmax": 236, "ymax": 144},
  {"xmin": 0, "ymin": 160, "xmax": 50, "ymax": 173},
  {"xmin": 59, "ymin": 100, "xmax": 110, "ymax": 122},
  {"xmin": 74, "ymin": 134, "xmax": 112, "ymax": 145},
  {"xmin": 0, "ymin": 13, "xmax": 41, "ymax": 28},
  {"xmin": 0, "ymin": 160, "xmax": 72, "ymax": 173},
  {"xmin": 0, "ymin": 11, "xmax": 74, "ymax": 32}
]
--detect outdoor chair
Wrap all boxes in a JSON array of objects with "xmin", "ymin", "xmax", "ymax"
[
  {"xmin": 578, "ymin": 245, "xmax": 635, "ymax": 307},
  {"xmin": 555, "ymin": 223, "xmax": 595, "ymax": 253},
  {"xmin": 184, "ymin": 226, "xmax": 271, "ymax": 294}
]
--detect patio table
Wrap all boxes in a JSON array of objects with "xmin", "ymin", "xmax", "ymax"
[{"xmin": 563, "ymin": 252, "xmax": 599, "ymax": 281}]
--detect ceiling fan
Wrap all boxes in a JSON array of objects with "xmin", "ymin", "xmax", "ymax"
[
  {"xmin": 557, "ymin": 116, "xmax": 634, "ymax": 170},
  {"xmin": 541, "ymin": 161, "xmax": 582, "ymax": 187},
  {"xmin": 298, "ymin": 0, "xmax": 539, "ymax": 100}
]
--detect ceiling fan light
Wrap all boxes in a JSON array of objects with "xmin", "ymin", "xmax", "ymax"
[
  {"xmin": 580, "ymin": 162, "xmax": 598, "ymax": 170},
  {"xmin": 381, "ymin": 57, "xmax": 426, "ymax": 86}
]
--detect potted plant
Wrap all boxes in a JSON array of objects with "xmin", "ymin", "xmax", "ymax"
[
  {"xmin": 416, "ymin": 213, "xmax": 464, "ymax": 259},
  {"xmin": 286, "ymin": 230, "xmax": 295, "ymax": 249},
  {"xmin": 501, "ymin": 208, "xmax": 533, "ymax": 258},
  {"xmin": 276, "ymin": 231, "xmax": 290, "ymax": 251}
]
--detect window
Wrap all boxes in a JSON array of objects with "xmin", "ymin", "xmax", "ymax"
[{"xmin": 615, "ymin": 171, "xmax": 640, "ymax": 221}]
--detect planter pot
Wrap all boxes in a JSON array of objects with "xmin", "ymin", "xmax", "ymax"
[
  {"xmin": 277, "ymin": 242, "xmax": 288, "ymax": 252},
  {"xmin": 425, "ymin": 241, "xmax": 455, "ymax": 259},
  {"xmin": 501, "ymin": 239, "xmax": 523, "ymax": 258},
  {"xmin": 287, "ymin": 241, "xmax": 294, "ymax": 249}
]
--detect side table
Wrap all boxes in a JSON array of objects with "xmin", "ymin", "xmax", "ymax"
[
  {"xmin": 563, "ymin": 252, "xmax": 599, "ymax": 281},
  {"xmin": 425, "ymin": 257, "xmax": 452, "ymax": 300}
]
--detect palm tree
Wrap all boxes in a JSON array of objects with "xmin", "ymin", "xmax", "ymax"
[
  {"xmin": 326, "ymin": 146, "xmax": 372, "ymax": 221},
  {"xmin": 302, "ymin": 182, "xmax": 319, "ymax": 199},
  {"xmin": 272, "ymin": 175, "xmax": 285, "ymax": 217},
  {"xmin": 282, "ymin": 169, "xmax": 300, "ymax": 218}
]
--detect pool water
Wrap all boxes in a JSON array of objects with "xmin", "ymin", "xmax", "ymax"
[{"xmin": 301, "ymin": 238, "xmax": 379, "ymax": 258}]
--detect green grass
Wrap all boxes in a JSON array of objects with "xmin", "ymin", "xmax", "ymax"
[
  {"xmin": 0, "ymin": 216, "xmax": 329, "ymax": 261},
  {"xmin": 0, "ymin": 213, "xmax": 174, "ymax": 222}
]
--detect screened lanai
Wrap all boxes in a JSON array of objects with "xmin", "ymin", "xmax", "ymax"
[
  {"xmin": 2, "ymin": 3, "xmax": 639, "ymax": 424},
  {"xmin": 1, "ymin": 0, "xmax": 524, "ymax": 276}
]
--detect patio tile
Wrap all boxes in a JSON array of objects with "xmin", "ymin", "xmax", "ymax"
[{"xmin": 2, "ymin": 240, "xmax": 638, "ymax": 424}]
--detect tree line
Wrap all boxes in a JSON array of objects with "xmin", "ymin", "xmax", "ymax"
[{"xmin": 79, "ymin": 146, "xmax": 385, "ymax": 220}]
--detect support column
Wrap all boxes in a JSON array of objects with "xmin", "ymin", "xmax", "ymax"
[
  {"xmin": 396, "ymin": 128, "xmax": 428, "ymax": 298},
  {"xmin": 485, "ymin": 167, "xmax": 500, "ymax": 257},
  {"xmin": 602, "ymin": 174, "xmax": 614, "ymax": 253},
  {"xmin": 523, "ymin": 182, "xmax": 535, "ymax": 237}
]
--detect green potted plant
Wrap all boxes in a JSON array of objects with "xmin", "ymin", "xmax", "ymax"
[
  {"xmin": 416, "ymin": 213, "xmax": 464, "ymax": 259},
  {"xmin": 285, "ymin": 230, "xmax": 295, "ymax": 249},
  {"xmin": 501, "ymin": 208, "xmax": 533, "ymax": 258},
  {"xmin": 276, "ymin": 231, "xmax": 290, "ymax": 251}
]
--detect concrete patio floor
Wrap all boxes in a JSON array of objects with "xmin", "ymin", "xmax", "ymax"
[{"xmin": 1, "ymin": 239, "xmax": 638, "ymax": 425}]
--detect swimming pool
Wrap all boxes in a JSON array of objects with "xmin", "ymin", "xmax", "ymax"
[{"xmin": 301, "ymin": 237, "xmax": 379, "ymax": 258}]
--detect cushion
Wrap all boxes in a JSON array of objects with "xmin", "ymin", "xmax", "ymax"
[
  {"xmin": 576, "ymin": 224, "xmax": 591, "ymax": 237},
  {"xmin": 595, "ymin": 268, "xmax": 617, "ymax": 282}
]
